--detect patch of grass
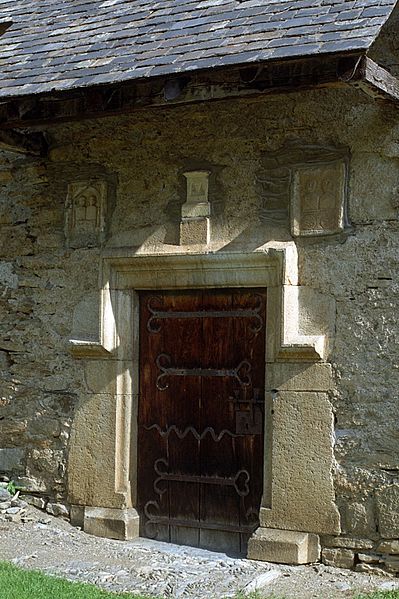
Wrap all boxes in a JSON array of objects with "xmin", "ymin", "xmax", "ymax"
[{"xmin": 0, "ymin": 561, "xmax": 156, "ymax": 599}]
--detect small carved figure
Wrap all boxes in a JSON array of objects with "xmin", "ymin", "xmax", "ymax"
[{"xmin": 65, "ymin": 181, "xmax": 107, "ymax": 247}]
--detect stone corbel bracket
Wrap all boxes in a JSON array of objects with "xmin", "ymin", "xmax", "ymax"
[
  {"xmin": 69, "ymin": 339, "xmax": 111, "ymax": 359},
  {"xmin": 68, "ymin": 243, "xmax": 327, "ymax": 363}
]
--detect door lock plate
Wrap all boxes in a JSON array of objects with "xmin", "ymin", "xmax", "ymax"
[{"xmin": 235, "ymin": 407, "xmax": 263, "ymax": 435}]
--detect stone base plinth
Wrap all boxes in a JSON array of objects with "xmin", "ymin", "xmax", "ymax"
[
  {"xmin": 180, "ymin": 217, "xmax": 210, "ymax": 245},
  {"xmin": 84, "ymin": 507, "xmax": 140, "ymax": 540},
  {"xmin": 248, "ymin": 527, "xmax": 320, "ymax": 565},
  {"xmin": 70, "ymin": 504, "xmax": 85, "ymax": 527}
]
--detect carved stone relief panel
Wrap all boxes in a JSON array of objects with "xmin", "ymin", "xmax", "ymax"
[
  {"xmin": 65, "ymin": 181, "xmax": 107, "ymax": 248},
  {"xmin": 291, "ymin": 161, "xmax": 346, "ymax": 236},
  {"xmin": 257, "ymin": 141, "xmax": 349, "ymax": 236}
]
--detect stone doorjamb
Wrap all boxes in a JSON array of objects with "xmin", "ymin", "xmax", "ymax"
[{"xmin": 68, "ymin": 245, "xmax": 340, "ymax": 560}]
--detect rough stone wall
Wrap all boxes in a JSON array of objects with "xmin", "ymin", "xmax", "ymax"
[
  {"xmin": 0, "ymin": 153, "xmax": 98, "ymax": 500},
  {"xmin": 0, "ymin": 87, "xmax": 398, "ymax": 570},
  {"xmin": 371, "ymin": 2, "xmax": 399, "ymax": 77}
]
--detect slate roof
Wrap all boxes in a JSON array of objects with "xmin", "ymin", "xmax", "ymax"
[{"xmin": 0, "ymin": 0, "xmax": 396, "ymax": 99}]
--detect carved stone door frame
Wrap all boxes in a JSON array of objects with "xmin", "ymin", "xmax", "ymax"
[{"xmin": 68, "ymin": 247, "xmax": 341, "ymax": 559}]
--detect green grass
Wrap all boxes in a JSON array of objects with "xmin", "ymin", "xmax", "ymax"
[{"xmin": 0, "ymin": 562, "xmax": 155, "ymax": 599}]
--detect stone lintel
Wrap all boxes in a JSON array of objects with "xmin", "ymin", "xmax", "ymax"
[
  {"xmin": 84, "ymin": 507, "xmax": 139, "ymax": 541},
  {"xmin": 248, "ymin": 527, "xmax": 320, "ymax": 564}
]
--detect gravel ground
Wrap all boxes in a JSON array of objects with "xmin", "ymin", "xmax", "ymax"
[{"xmin": 0, "ymin": 507, "xmax": 399, "ymax": 598}]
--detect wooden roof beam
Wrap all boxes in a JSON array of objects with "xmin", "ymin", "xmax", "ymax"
[
  {"xmin": 0, "ymin": 54, "xmax": 362, "ymax": 129},
  {"xmin": 341, "ymin": 55, "xmax": 399, "ymax": 102},
  {"xmin": 0, "ymin": 55, "xmax": 397, "ymax": 131}
]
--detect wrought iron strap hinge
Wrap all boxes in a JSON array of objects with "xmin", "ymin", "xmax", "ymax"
[
  {"xmin": 146, "ymin": 294, "xmax": 264, "ymax": 334},
  {"xmin": 155, "ymin": 353, "xmax": 252, "ymax": 391}
]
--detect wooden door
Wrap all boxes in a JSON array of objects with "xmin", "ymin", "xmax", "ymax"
[{"xmin": 137, "ymin": 288, "xmax": 266, "ymax": 555}]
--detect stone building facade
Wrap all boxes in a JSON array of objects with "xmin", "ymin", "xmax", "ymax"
[
  {"xmin": 1, "ymin": 84, "xmax": 398, "ymax": 570},
  {"xmin": 0, "ymin": 0, "xmax": 399, "ymax": 574}
]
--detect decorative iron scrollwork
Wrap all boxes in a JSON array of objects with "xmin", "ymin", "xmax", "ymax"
[{"xmin": 144, "ymin": 424, "xmax": 243, "ymax": 441}]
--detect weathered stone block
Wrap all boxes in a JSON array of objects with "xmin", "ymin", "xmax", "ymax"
[
  {"xmin": 322, "ymin": 548, "xmax": 355, "ymax": 569},
  {"xmin": 5, "ymin": 513, "xmax": 21, "ymax": 523},
  {"xmin": 46, "ymin": 502, "xmax": 69, "ymax": 517},
  {"xmin": 321, "ymin": 536, "xmax": 374, "ymax": 550},
  {"xmin": 247, "ymin": 527, "xmax": 320, "ymax": 564},
  {"xmin": 179, "ymin": 217, "xmax": 210, "ymax": 245},
  {"xmin": 67, "ymin": 393, "xmax": 127, "ymax": 508},
  {"xmin": 345, "ymin": 501, "xmax": 375, "ymax": 536},
  {"xmin": 355, "ymin": 563, "xmax": 389, "ymax": 576},
  {"xmin": 0, "ymin": 171, "xmax": 13, "ymax": 183},
  {"xmin": 84, "ymin": 507, "xmax": 139, "ymax": 541},
  {"xmin": 266, "ymin": 363, "xmax": 333, "ymax": 392},
  {"xmin": 0, "ymin": 420, "xmax": 27, "ymax": 437},
  {"xmin": 70, "ymin": 504, "xmax": 85, "ymax": 527},
  {"xmin": 84, "ymin": 360, "xmax": 132, "ymax": 395},
  {"xmin": 71, "ymin": 291, "xmax": 100, "ymax": 343},
  {"xmin": 22, "ymin": 495, "xmax": 47, "ymax": 510},
  {"xmin": 376, "ymin": 485, "xmax": 399, "ymax": 538},
  {"xmin": 259, "ymin": 392, "xmax": 340, "ymax": 535},
  {"xmin": 384, "ymin": 557, "xmax": 399, "ymax": 574},
  {"xmin": 0, "ymin": 488, "xmax": 11, "ymax": 501},
  {"xmin": 13, "ymin": 476, "xmax": 47, "ymax": 493},
  {"xmin": 0, "ymin": 351, "xmax": 9, "ymax": 369},
  {"xmin": 0, "ymin": 261, "xmax": 18, "ymax": 289},
  {"xmin": 377, "ymin": 540, "xmax": 399, "ymax": 554},
  {"xmin": 358, "ymin": 553, "xmax": 383, "ymax": 564},
  {"xmin": 0, "ymin": 448, "xmax": 24, "ymax": 473}
]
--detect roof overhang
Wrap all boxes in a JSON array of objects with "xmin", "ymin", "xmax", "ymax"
[{"xmin": 0, "ymin": 52, "xmax": 397, "ymax": 153}]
